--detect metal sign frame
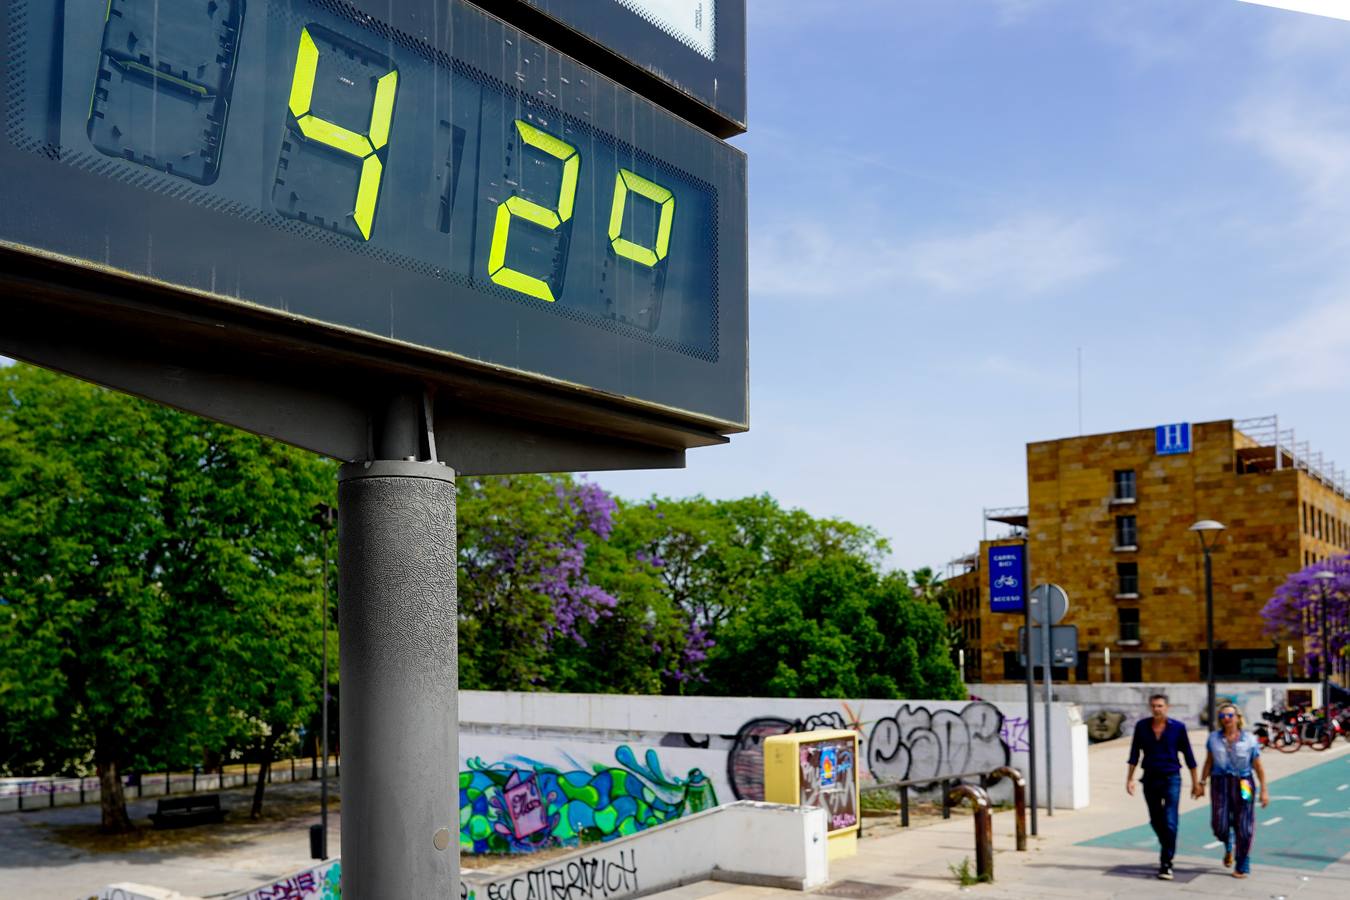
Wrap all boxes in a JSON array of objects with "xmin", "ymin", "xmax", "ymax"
[{"xmin": 475, "ymin": 0, "xmax": 747, "ymax": 136}]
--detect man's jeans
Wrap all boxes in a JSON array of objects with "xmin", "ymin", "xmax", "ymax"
[{"xmin": 1142, "ymin": 773, "xmax": 1181, "ymax": 867}]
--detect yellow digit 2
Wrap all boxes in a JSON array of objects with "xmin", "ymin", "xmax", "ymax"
[
  {"xmin": 488, "ymin": 120, "xmax": 579, "ymax": 302},
  {"xmin": 287, "ymin": 27, "xmax": 398, "ymax": 240},
  {"xmin": 608, "ymin": 169, "xmax": 674, "ymax": 267}
]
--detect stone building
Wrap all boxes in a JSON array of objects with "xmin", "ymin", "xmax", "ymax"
[{"xmin": 946, "ymin": 417, "xmax": 1350, "ymax": 684}]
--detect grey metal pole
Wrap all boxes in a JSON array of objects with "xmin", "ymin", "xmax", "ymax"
[
  {"xmin": 338, "ymin": 459, "xmax": 457, "ymax": 899},
  {"xmin": 320, "ymin": 507, "xmax": 331, "ymax": 859},
  {"xmin": 1323, "ymin": 581, "xmax": 1331, "ymax": 732},
  {"xmin": 1041, "ymin": 603, "xmax": 1053, "ymax": 817},
  {"xmin": 1021, "ymin": 546, "xmax": 1037, "ymax": 836},
  {"xmin": 1205, "ymin": 550, "xmax": 1215, "ymax": 732}
]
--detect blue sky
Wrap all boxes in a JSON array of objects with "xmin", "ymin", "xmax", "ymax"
[{"xmin": 587, "ymin": 0, "xmax": 1350, "ymax": 572}]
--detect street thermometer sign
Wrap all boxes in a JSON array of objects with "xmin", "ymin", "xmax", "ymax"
[{"xmin": 0, "ymin": 0, "xmax": 747, "ymax": 472}]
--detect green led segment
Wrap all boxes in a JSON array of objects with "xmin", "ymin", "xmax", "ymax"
[
  {"xmin": 608, "ymin": 169, "xmax": 675, "ymax": 267},
  {"xmin": 488, "ymin": 120, "xmax": 580, "ymax": 303},
  {"xmin": 285, "ymin": 27, "xmax": 398, "ymax": 240}
]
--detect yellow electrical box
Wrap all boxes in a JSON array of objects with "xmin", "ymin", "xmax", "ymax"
[{"xmin": 763, "ymin": 728, "xmax": 860, "ymax": 859}]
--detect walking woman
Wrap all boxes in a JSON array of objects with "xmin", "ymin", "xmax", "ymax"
[{"xmin": 1200, "ymin": 703, "xmax": 1269, "ymax": 878}]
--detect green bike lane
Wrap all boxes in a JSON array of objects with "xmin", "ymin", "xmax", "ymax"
[{"xmin": 1079, "ymin": 752, "xmax": 1350, "ymax": 871}]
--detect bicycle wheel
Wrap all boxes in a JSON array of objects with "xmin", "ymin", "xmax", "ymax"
[
  {"xmin": 1310, "ymin": 725, "xmax": 1332, "ymax": 751},
  {"xmin": 1274, "ymin": 729, "xmax": 1301, "ymax": 753}
]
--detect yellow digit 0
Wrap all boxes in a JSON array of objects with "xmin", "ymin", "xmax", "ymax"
[
  {"xmin": 608, "ymin": 168, "xmax": 674, "ymax": 267},
  {"xmin": 287, "ymin": 27, "xmax": 398, "ymax": 240},
  {"xmin": 488, "ymin": 120, "xmax": 580, "ymax": 302}
]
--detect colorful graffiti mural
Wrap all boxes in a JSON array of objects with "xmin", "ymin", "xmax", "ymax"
[
  {"xmin": 460, "ymin": 746, "xmax": 717, "ymax": 854},
  {"xmin": 229, "ymin": 859, "xmax": 340, "ymax": 900}
]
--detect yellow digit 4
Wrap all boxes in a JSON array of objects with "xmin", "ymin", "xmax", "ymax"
[
  {"xmin": 608, "ymin": 168, "xmax": 674, "ymax": 267},
  {"xmin": 287, "ymin": 27, "xmax": 398, "ymax": 240},
  {"xmin": 488, "ymin": 120, "xmax": 580, "ymax": 302}
]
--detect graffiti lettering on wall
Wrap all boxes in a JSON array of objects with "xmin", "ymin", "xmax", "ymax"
[
  {"xmin": 232, "ymin": 860, "xmax": 340, "ymax": 900},
  {"xmin": 867, "ymin": 701, "xmax": 1008, "ymax": 784},
  {"xmin": 999, "ymin": 716, "xmax": 1030, "ymax": 753},
  {"xmin": 480, "ymin": 848, "xmax": 639, "ymax": 900},
  {"xmin": 461, "ymin": 748, "xmax": 716, "ymax": 853},
  {"xmin": 726, "ymin": 712, "xmax": 848, "ymax": 800}
]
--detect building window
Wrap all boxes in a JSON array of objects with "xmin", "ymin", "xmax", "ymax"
[
  {"xmin": 1115, "ymin": 515, "xmax": 1138, "ymax": 549},
  {"xmin": 1121, "ymin": 657, "xmax": 1143, "ymax": 682},
  {"xmin": 1004, "ymin": 650, "xmax": 1026, "ymax": 680},
  {"xmin": 1302, "ymin": 502, "xmax": 1308, "ymax": 534},
  {"xmin": 1075, "ymin": 651, "xmax": 1089, "ymax": 683},
  {"xmin": 1117, "ymin": 562, "xmax": 1139, "ymax": 596},
  {"xmin": 1113, "ymin": 469, "xmax": 1136, "ymax": 501},
  {"xmin": 1118, "ymin": 607, "xmax": 1140, "ymax": 642}
]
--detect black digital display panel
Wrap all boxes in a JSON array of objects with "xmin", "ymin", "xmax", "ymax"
[{"xmin": 0, "ymin": 0, "xmax": 747, "ymax": 430}]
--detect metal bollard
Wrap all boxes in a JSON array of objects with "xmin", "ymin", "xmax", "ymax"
[
  {"xmin": 948, "ymin": 783, "xmax": 994, "ymax": 883},
  {"xmin": 984, "ymin": 766, "xmax": 1028, "ymax": 851},
  {"xmin": 899, "ymin": 785, "xmax": 910, "ymax": 827}
]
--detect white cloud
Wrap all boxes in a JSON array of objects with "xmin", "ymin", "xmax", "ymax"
[
  {"xmin": 751, "ymin": 214, "xmax": 1114, "ymax": 301},
  {"xmin": 1234, "ymin": 93, "xmax": 1350, "ymax": 211},
  {"xmin": 905, "ymin": 215, "xmax": 1115, "ymax": 295},
  {"xmin": 1245, "ymin": 291, "xmax": 1350, "ymax": 393}
]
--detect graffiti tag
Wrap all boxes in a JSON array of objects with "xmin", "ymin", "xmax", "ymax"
[
  {"xmin": 867, "ymin": 701, "xmax": 1008, "ymax": 784},
  {"xmin": 483, "ymin": 848, "xmax": 639, "ymax": 900}
]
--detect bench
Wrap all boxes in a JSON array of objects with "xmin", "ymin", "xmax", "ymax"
[{"xmin": 149, "ymin": 793, "xmax": 227, "ymax": 829}]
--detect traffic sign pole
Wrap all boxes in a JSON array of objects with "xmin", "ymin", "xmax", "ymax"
[
  {"xmin": 338, "ymin": 450, "xmax": 458, "ymax": 899},
  {"xmin": 1041, "ymin": 606, "xmax": 1053, "ymax": 817},
  {"xmin": 1021, "ymin": 545, "xmax": 1037, "ymax": 836}
]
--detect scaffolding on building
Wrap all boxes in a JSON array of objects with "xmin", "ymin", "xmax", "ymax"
[{"xmin": 1235, "ymin": 415, "xmax": 1349, "ymax": 500}]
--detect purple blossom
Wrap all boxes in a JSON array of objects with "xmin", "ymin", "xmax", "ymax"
[{"xmin": 1261, "ymin": 554, "xmax": 1349, "ymax": 677}]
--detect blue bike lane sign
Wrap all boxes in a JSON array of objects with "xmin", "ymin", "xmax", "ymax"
[{"xmin": 989, "ymin": 544, "xmax": 1026, "ymax": 613}]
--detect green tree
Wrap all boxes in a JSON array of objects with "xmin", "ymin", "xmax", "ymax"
[
  {"xmin": 0, "ymin": 365, "xmax": 334, "ymax": 829},
  {"xmin": 705, "ymin": 557, "xmax": 964, "ymax": 700}
]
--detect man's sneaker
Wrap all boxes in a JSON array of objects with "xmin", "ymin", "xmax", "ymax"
[{"xmin": 1156, "ymin": 865, "xmax": 1174, "ymax": 881}]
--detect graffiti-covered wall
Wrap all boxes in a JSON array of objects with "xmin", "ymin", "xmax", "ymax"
[{"xmin": 460, "ymin": 691, "xmax": 1088, "ymax": 853}]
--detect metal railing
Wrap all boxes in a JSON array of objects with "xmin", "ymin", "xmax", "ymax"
[
  {"xmin": 861, "ymin": 765, "xmax": 1027, "ymax": 883},
  {"xmin": 0, "ymin": 755, "xmax": 339, "ymax": 814}
]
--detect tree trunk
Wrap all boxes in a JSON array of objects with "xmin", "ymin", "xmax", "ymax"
[
  {"xmin": 250, "ymin": 741, "xmax": 275, "ymax": 820},
  {"xmin": 96, "ymin": 757, "xmax": 133, "ymax": 833}
]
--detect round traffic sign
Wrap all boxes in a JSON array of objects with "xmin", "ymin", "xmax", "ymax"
[{"xmin": 1029, "ymin": 583, "xmax": 1069, "ymax": 626}]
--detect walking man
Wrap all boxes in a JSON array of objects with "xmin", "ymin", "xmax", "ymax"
[{"xmin": 1126, "ymin": 693, "xmax": 1200, "ymax": 880}]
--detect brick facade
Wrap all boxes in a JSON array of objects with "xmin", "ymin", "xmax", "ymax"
[{"xmin": 950, "ymin": 420, "xmax": 1350, "ymax": 684}]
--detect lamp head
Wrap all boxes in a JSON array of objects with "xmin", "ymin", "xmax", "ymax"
[
  {"xmin": 1189, "ymin": 519, "xmax": 1225, "ymax": 551},
  {"xmin": 1312, "ymin": 570, "xmax": 1336, "ymax": 583}
]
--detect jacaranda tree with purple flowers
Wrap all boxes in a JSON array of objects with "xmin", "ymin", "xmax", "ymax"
[
  {"xmin": 1261, "ymin": 555, "xmax": 1350, "ymax": 679},
  {"xmin": 456, "ymin": 475, "xmax": 688, "ymax": 693}
]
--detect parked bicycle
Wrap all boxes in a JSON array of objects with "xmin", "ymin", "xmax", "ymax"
[{"xmin": 1256, "ymin": 705, "xmax": 1341, "ymax": 753}]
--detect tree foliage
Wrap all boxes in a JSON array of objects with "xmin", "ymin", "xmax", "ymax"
[
  {"xmin": 1262, "ymin": 554, "xmax": 1349, "ymax": 675},
  {"xmin": 0, "ymin": 365, "xmax": 334, "ymax": 829},
  {"xmin": 0, "ymin": 363, "xmax": 965, "ymax": 832}
]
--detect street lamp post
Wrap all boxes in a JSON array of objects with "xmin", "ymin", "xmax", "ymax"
[
  {"xmin": 1190, "ymin": 520, "xmax": 1226, "ymax": 731},
  {"xmin": 1313, "ymin": 570, "xmax": 1336, "ymax": 731},
  {"xmin": 313, "ymin": 503, "xmax": 335, "ymax": 860}
]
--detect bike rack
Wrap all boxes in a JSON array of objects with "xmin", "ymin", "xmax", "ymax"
[
  {"xmin": 947, "ymin": 783, "xmax": 994, "ymax": 882},
  {"xmin": 982, "ymin": 766, "xmax": 1028, "ymax": 851}
]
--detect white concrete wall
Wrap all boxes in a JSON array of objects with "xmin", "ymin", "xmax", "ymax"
[
  {"xmin": 463, "ymin": 802, "xmax": 829, "ymax": 899},
  {"xmin": 969, "ymin": 682, "xmax": 1319, "ymax": 737},
  {"xmin": 459, "ymin": 691, "xmax": 1089, "ymax": 811}
]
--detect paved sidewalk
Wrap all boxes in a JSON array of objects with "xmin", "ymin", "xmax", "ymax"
[
  {"xmin": 0, "ymin": 779, "xmax": 341, "ymax": 900},
  {"xmin": 653, "ymin": 732, "xmax": 1350, "ymax": 900}
]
